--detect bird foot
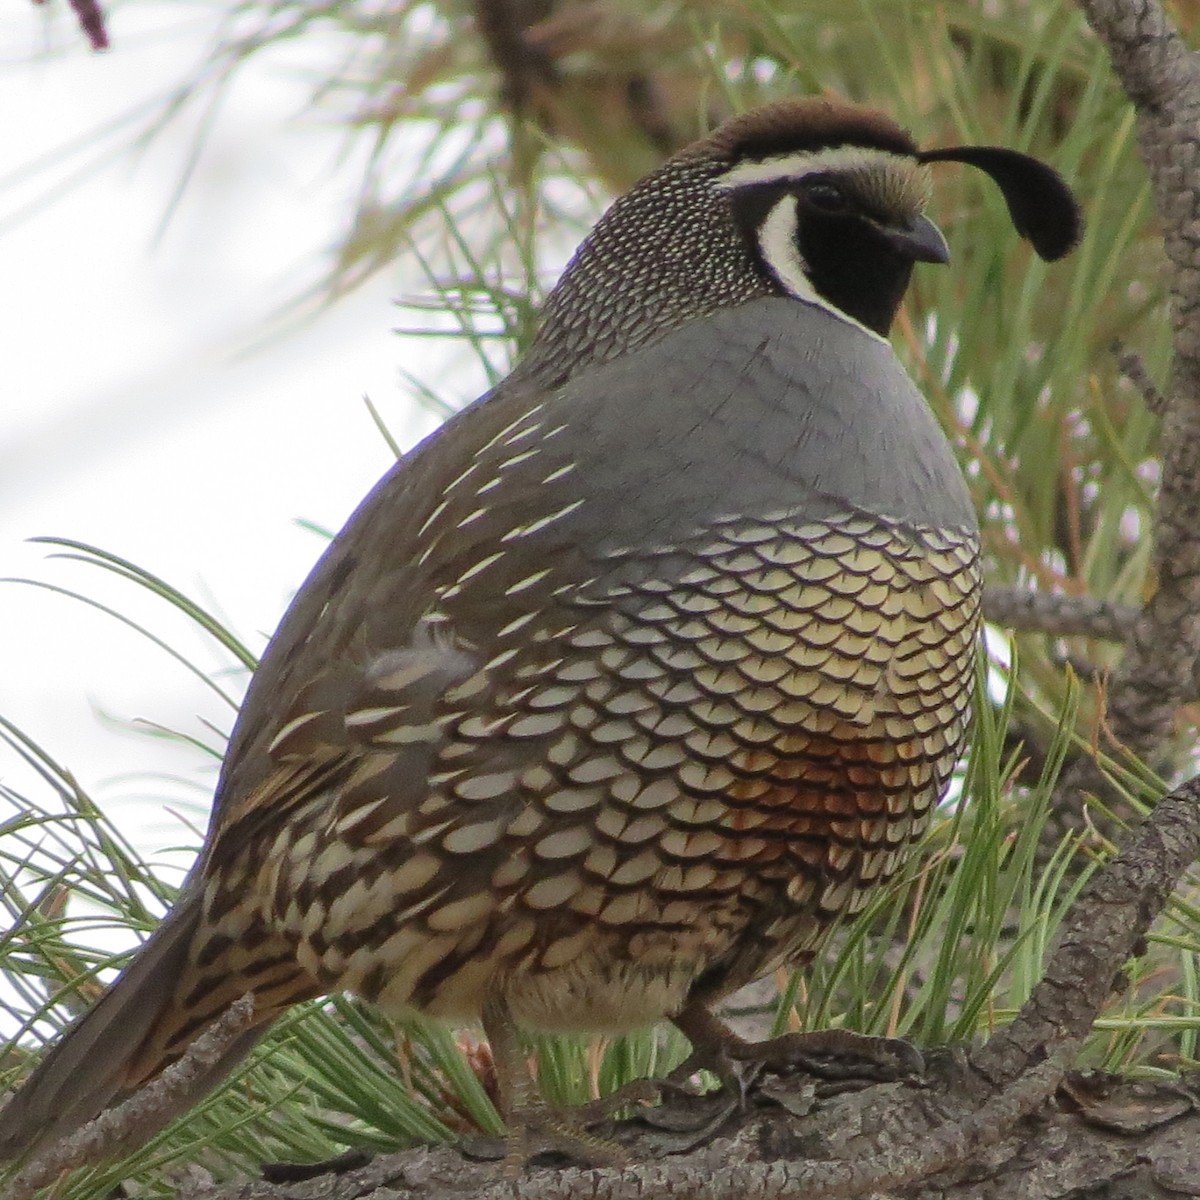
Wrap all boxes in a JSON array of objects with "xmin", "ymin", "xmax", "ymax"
[
  {"xmin": 571, "ymin": 1076, "xmax": 672, "ymax": 1124},
  {"xmin": 730, "ymin": 1026, "xmax": 925, "ymax": 1082},
  {"xmin": 464, "ymin": 1086, "xmax": 661, "ymax": 1172},
  {"xmin": 504, "ymin": 1102, "xmax": 630, "ymax": 1172},
  {"xmin": 673, "ymin": 1004, "xmax": 924, "ymax": 1098},
  {"xmin": 475, "ymin": 994, "xmax": 669, "ymax": 1172}
]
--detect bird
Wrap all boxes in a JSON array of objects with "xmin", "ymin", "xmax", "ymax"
[{"xmin": 0, "ymin": 96, "xmax": 1081, "ymax": 1170}]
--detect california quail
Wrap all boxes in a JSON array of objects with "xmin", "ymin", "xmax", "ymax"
[{"xmin": 0, "ymin": 98, "xmax": 1081, "ymax": 1167}]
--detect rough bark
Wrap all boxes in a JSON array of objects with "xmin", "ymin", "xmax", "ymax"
[{"xmin": 982, "ymin": 586, "xmax": 1138, "ymax": 641}]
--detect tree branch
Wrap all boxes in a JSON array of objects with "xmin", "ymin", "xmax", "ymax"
[
  {"xmin": 473, "ymin": 0, "xmax": 558, "ymax": 113},
  {"xmin": 982, "ymin": 586, "xmax": 1138, "ymax": 641},
  {"xmin": 7, "ymin": 995, "xmax": 257, "ymax": 1200}
]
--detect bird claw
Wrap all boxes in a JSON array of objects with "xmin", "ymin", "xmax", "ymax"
[
  {"xmin": 732, "ymin": 1028, "xmax": 926, "ymax": 1084},
  {"xmin": 260, "ymin": 1148, "xmax": 374, "ymax": 1183},
  {"xmin": 571, "ymin": 1077, "xmax": 667, "ymax": 1123},
  {"xmin": 461, "ymin": 1109, "xmax": 629, "ymax": 1172},
  {"xmin": 633, "ymin": 1089, "xmax": 743, "ymax": 1153},
  {"xmin": 463, "ymin": 1078, "xmax": 673, "ymax": 1172},
  {"xmin": 671, "ymin": 1004, "xmax": 925, "ymax": 1109}
]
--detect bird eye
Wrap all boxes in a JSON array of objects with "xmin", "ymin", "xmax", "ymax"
[{"xmin": 803, "ymin": 180, "xmax": 849, "ymax": 213}]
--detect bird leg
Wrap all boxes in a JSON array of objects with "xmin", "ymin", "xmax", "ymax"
[
  {"xmin": 480, "ymin": 992, "xmax": 637, "ymax": 1171},
  {"xmin": 476, "ymin": 996, "xmax": 922, "ymax": 1169},
  {"xmin": 672, "ymin": 1002, "xmax": 925, "ymax": 1091}
]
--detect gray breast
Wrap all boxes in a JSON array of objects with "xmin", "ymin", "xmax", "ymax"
[{"xmin": 546, "ymin": 295, "xmax": 977, "ymax": 552}]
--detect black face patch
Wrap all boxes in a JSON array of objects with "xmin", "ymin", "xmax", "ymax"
[
  {"xmin": 796, "ymin": 209, "xmax": 917, "ymax": 335},
  {"xmin": 722, "ymin": 160, "xmax": 932, "ymax": 335}
]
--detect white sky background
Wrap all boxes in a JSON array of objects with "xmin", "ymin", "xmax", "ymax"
[{"xmin": 0, "ymin": 3, "xmax": 473, "ymax": 889}]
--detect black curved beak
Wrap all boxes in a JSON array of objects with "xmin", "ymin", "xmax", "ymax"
[{"xmin": 881, "ymin": 213, "xmax": 951, "ymax": 264}]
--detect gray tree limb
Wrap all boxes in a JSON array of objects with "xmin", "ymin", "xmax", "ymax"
[
  {"xmin": 177, "ymin": 1084, "xmax": 1200, "ymax": 1200},
  {"xmin": 982, "ymin": 585, "xmax": 1138, "ymax": 641},
  {"xmin": 7, "ymin": 996, "xmax": 258, "ymax": 1200}
]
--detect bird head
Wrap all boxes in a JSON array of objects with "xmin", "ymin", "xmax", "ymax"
[{"xmin": 524, "ymin": 97, "xmax": 1081, "ymax": 381}]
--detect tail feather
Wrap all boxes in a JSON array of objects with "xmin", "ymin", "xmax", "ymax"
[{"xmin": 0, "ymin": 893, "xmax": 283, "ymax": 1161}]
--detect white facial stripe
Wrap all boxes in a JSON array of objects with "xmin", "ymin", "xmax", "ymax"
[
  {"xmin": 716, "ymin": 145, "xmax": 916, "ymax": 190},
  {"xmin": 756, "ymin": 194, "xmax": 886, "ymax": 345},
  {"xmin": 757, "ymin": 195, "xmax": 815, "ymax": 302}
]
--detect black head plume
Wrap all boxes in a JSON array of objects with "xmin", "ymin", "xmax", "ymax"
[{"xmin": 918, "ymin": 145, "xmax": 1082, "ymax": 261}]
